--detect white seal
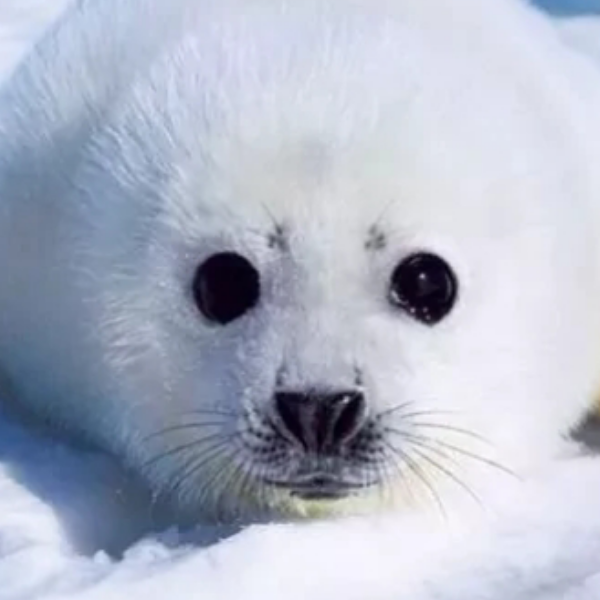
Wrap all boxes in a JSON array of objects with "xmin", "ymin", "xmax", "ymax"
[{"xmin": 1, "ymin": 0, "xmax": 600, "ymax": 525}]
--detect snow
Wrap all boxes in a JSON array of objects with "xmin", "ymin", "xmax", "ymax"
[
  {"xmin": 4, "ymin": 400, "xmax": 600, "ymax": 600},
  {"xmin": 2, "ymin": 1, "xmax": 600, "ymax": 599}
]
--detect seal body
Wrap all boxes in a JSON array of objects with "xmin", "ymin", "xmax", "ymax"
[{"xmin": 1, "ymin": 0, "xmax": 600, "ymax": 524}]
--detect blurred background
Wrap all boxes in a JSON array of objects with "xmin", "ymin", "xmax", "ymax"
[{"xmin": 538, "ymin": 0, "xmax": 600, "ymax": 13}]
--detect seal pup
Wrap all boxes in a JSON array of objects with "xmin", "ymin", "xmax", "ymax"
[{"xmin": 1, "ymin": 0, "xmax": 600, "ymax": 525}]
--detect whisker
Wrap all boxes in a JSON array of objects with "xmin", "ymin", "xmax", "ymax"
[
  {"xmin": 374, "ymin": 401, "xmax": 415, "ymax": 421},
  {"xmin": 170, "ymin": 448, "xmax": 234, "ymax": 509},
  {"xmin": 204, "ymin": 448, "xmax": 245, "ymax": 520},
  {"xmin": 403, "ymin": 431, "xmax": 518, "ymax": 480},
  {"xmin": 370, "ymin": 457, "xmax": 388, "ymax": 507},
  {"xmin": 142, "ymin": 422, "xmax": 230, "ymax": 443},
  {"xmin": 223, "ymin": 451, "xmax": 254, "ymax": 512},
  {"xmin": 378, "ymin": 408, "xmax": 493, "ymax": 441},
  {"xmin": 162, "ymin": 437, "xmax": 238, "ymax": 502},
  {"xmin": 173, "ymin": 408, "xmax": 241, "ymax": 421},
  {"xmin": 384, "ymin": 425, "xmax": 515, "ymax": 478},
  {"xmin": 249, "ymin": 456, "xmax": 277, "ymax": 519},
  {"xmin": 402, "ymin": 421, "xmax": 491, "ymax": 445},
  {"xmin": 234, "ymin": 455, "xmax": 260, "ymax": 517},
  {"xmin": 379, "ymin": 449, "xmax": 415, "ymax": 511},
  {"xmin": 249, "ymin": 464, "xmax": 271, "ymax": 519},
  {"xmin": 140, "ymin": 432, "xmax": 234, "ymax": 472},
  {"xmin": 372, "ymin": 197, "xmax": 396, "ymax": 226},
  {"xmin": 259, "ymin": 200, "xmax": 283, "ymax": 235},
  {"xmin": 387, "ymin": 431, "xmax": 460, "ymax": 467},
  {"xmin": 408, "ymin": 444, "xmax": 484, "ymax": 509},
  {"xmin": 397, "ymin": 409, "xmax": 462, "ymax": 421},
  {"xmin": 235, "ymin": 447, "xmax": 280, "ymax": 520},
  {"xmin": 381, "ymin": 461, "xmax": 400, "ymax": 509},
  {"xmin": 382, "ymin": 438, "xmax": 447, "ymax": 518}
]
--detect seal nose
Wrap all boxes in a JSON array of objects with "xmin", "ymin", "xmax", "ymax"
[{"xmin": 274, "ymin": 389, "xmax": 366, "ymax": 452}]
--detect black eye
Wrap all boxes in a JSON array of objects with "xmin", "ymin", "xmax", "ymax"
[
  {"xmin": 389, "ymin": 253, "xmax": 458, "ymax": 325},
  {"xmin": 193, "ymin": 252, "xmax": 260, "ymax": 324}
]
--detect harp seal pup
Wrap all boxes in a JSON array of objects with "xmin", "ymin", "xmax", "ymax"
[{"xmin": 1, "ymin": 0, "xmax": 600, "ymax": 527}]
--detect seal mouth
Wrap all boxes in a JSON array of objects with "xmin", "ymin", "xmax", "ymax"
[{"xmin": 266, "ymin": 474, "xmax": 374, "ymax": 500}]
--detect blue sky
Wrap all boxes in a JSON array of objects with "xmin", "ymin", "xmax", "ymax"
[{"xmin": 537, "ymin": 0, "xmax": 600, "ymax": 13}]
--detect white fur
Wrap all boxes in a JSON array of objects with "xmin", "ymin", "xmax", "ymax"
[
  {"xmin": 2, "ymin": 0, "xmax": 600, "ymax": 538},
  {"xmin": 0, "ymin": 0, "xmax": 72, "ymax": 82}
]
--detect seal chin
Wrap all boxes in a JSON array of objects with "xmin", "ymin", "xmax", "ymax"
[{"xmin": 264, "ymin": 480, "xmax": 393, "ymax": 521}]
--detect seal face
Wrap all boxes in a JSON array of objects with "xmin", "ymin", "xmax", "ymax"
[
  {"xmin": 1, "ymin": 0, "xmax": 600, "ymax": 525},
  {"xmin": 186, "ymin": 246, "xmax": 461, "ymax": 505}
]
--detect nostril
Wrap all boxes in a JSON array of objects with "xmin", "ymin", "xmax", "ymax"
[
  {"xmin": 274, "ymin": 389, "xmax": 367, "ymax": 452},
  {"xmin": 331, "ymin": 392, "xmax": 366, "ymax": 445},
  {"xmin": 275, "ymin": 392, "xmax": 309, "ymax": 449}
]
